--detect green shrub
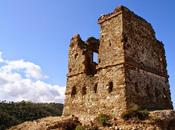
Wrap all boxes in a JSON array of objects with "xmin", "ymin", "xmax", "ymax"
[
  {"xmin": 75, "ymin": 125, "xmax": 98, "ymax": 130},
  {"xmin": 0, "ymin": 112, "xmax": 19, "ymax": 130},
  {"xmin": 97, "ymin": 114, "xmax": 110, "ymax": 126},
  {"xmin": 75, "ymin": 125, "xmax": 86, "ymax": 130},
  {"xmin": 88, "ymin": 126, "xmax": 98, "ymax": 130},
  {"xmin": 0, "ymin": 101, "xmax": 63, "ymax": 130},
  {"xmin": 121, "ymin": 105, "xmax": 149, "ymax": 121}
]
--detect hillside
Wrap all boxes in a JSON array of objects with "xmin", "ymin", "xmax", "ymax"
[
  {"xmin": 9, "ymin": 110, "xmax": 175, "ymax": 130},
  {"xmin": 0, "ymin": 101, "xmax": 63, "ymax": 130}
]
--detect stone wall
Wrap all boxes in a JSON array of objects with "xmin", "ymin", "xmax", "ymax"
[
  {"xmin": 121, "ymin": 7, "xmax": 173, "ymax": 109},
  {"xmin": 98, "ymin": 12, "xmax": 124, "ymax": 69},
  {"xmin": 125, "ymin": 66, "xmax": 172, "ymax": 110},
  {"xmin": 122, "ymin": 8, "xmax": 167, "ymax": 76},
  {"xmin": 63, "ymin": 32, "xmax": 127, "ymax": 122},
  {"xmin": 64, "ymin": 65, "xmax": 126, "ymax": 123}
]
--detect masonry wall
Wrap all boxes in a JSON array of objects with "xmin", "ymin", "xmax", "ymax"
[
  {"xmin": 67, "ymin": 35, "xmax": 87, "ymax": 76},
  {"xmin": 97, "ymin": 11, "xmax": 127, "ymax": 116},
  {"xmin": 98, "ymin": 13, "xmax": 124, "ymax": 69},
  {"xmin": 122, "ymin": 8, "xmax": 173, "ymax": 109},
  {"xmin": 63, "ymin": 31, "xmax": 127, "ymax": 122},
  {"xmin": 96, "ymin": 65, "xmax": 126, "ymax": 117}
]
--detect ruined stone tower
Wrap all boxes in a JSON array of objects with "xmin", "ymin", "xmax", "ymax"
[{"xmin": 63, "ymin": 6, "xmax": 173, "ymax": 122}]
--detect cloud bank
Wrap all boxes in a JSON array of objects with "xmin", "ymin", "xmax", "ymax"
[{"xmin": 0, "ymin": 52, "xmax": 65, "ymax": 103}]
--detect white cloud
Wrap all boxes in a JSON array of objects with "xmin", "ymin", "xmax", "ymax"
[
  {"xmin": 0, "ymin": 59, "xmax": 46, "ymax": 80},
  {"xmin": 0, "ymin": 52, "xmax": 65, "ymax": 103},
  {"xmin": 0, "ymin": 52, "xmax": 4, "ymax": 63}
]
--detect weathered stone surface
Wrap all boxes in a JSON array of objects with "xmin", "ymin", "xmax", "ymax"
[
  {"xmin": 9, "ymin": 116, "xmax": 80, "ymax": 130},
  {"xmin": 9, "ymin": 110, "xmax": 175, "ymax": 130},
  {"xmin": 63, "ymin": 5, "xmax": 173, "ymax": 124},
  {"xmin": 112, "ymin": 110, "xmax": 175, "ymax": 130}
]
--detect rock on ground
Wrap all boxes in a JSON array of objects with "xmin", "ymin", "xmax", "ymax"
[{"xmin": 9, "ymin": 110, "xmax": 175, "ymax": 130}]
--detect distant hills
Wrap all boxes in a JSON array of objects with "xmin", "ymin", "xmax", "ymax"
[{"xmin": 0, "ymin": 101, "xmax": 63, "ymax": 130}]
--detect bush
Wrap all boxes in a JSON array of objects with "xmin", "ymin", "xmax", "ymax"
[
  {"xmin": 75, "ymin": 125, "xmax": 98, "ymax": 130},
  {"xmin": 0, "ymin": 112, "xmax": 19, "ymax": 130},
  {"xmin": 97, "ymin": 114, "xmax": 110, "ymax": 126},
  {"xmin": 75, "ymin": 125, "xmax": 86, "ymax": 130},
  {"xmin": 0, "ymin": 101, "xmax": 63, "ymax": 130},
  {"xmin": 121, "ymin": 105, "xmax": 149, "ymax": 121}
]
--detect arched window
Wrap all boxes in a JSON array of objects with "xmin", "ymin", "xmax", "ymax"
[
  {"xmin": 82, "ymin": 86, "xmax": 87, "ymax": 95},
  {"xmin": 71, "ymin": 86, "xmax": 76, "ymax": 97},
  {"xmin": 94, "ymin": 83, "xmax": 98, "ymax": 93},
  {"xmin": 108, "ymin": 81, "xmax": 113, "ymax": 93},
  {"xmin": 69, "ymin": 68, "xmax": 72, "ymax": 72},
  {"xmin": 93, "ymin": 52, "xmax": 98, "ymax": 64},
  {"xmin": 74, "ymin": 53, "xmax": 78, "ymax": 59}
]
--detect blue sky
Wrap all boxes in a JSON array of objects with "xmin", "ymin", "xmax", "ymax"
[{"xmin": 0, "ymin": 0, "xmax": 174, "ymax": 105}]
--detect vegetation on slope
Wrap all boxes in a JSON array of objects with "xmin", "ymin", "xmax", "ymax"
[
  {"xmin": 0, "ymin": 101, "xmax": 63, "ymax": 130},
  {"xmin": 121, "ymin": 104, "xmax": 149, "ymax": 121}
]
